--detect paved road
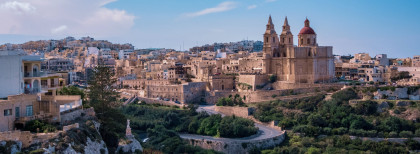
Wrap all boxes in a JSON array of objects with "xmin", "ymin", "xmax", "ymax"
[{"xmin": 180, "ymin": 105, "xmax": 282, "ymax": 142}]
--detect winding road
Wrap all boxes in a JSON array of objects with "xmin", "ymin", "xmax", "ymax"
[{"xmin": 179, "ymin": 105, "xmax": 283, "ymax": 143}]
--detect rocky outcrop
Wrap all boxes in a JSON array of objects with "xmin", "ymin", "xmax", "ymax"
[
  {"xmin": 0, "ymin": 141, "xmax": 22, "ymax": 154},
  {"xmin": 116, "ymin": 137, "xmax": 143, "ymax": 153},
  {"xmin": 377, "ymin": 101, "xmax": 389, "ymax": 113},
  {"xmin": 1, "ymin": 120, "xmax": 109, "ymax": 154}
]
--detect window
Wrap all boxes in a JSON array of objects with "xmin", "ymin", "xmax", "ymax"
[
  {"xmin": 266, "ymin": 37, "xmax": 268, "ymax": 42},
  {"xmin": 273, "ymin": 37, "xmax": 275, "ymax": 42},
  {"xmin": 4, "ymin": 109, "xmax": 12, "ymax": 116},
  {"xmin": 26, "ymin": 105, "xmax": 33, "ymax": 116},
  {"xmin": 15, "ymin": 107, "xmax": 20, "ymax": 118},
  {"xmin": 300, "ymin": 39, "xmax": 303, "ymax": 44},
  {"xmin": 307, "ymin": 38, "xmax": 310, "ymax": 44}
]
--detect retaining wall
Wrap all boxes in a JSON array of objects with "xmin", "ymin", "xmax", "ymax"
[
  {"xmin": 185, "ymin": 132, "xmax": 286, "ymax": 154},
  {"xmin": 136, "ymin": 97, "xmax": 184, "ymax": 107},
  {"xmin": 206, "ymin": 84, "xmax": 342, "ymax": 104}
]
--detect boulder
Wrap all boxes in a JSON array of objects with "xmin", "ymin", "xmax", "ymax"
[{"xmin": 377, "ymin": 101, "xmax": 390, "ymax": 113}]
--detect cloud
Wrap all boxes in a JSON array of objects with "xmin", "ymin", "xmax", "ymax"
[
  {"xmin": 51, "ymin": 25, "xmax": 68, "ymax": 34},
  {"xmin": 185, "ymin": 1, "xmax": 237, "ymax": 17},
  {"xmin": 0, "ymin": 1, "xmax": 36, "ymax": 14},
  {"xmin": 247, "ymin": 5, "xmax": 257, "ymax": 10},
  {"xmin": 0, "ymin": 0, "xmax": 135, "ymax": 37},
  {"xmin": 266, "ymin": 0, "xmax": 277, "ymax": 2}
]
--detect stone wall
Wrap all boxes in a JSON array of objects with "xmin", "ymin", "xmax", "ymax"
[
  {"xmin": 60, "ymin": 107, "xmax": 95, "ymax": 124},
  {"xmin": 185, "ymin": 132, "xmax": 286, "ymax": 154},
  {"xmin": 273, "ymin": 82, "xmax": 342, "ymax": 90},
  {"xmin": 0, "ymin": 131, "xmax": 33, "ymax": 148},
  {"xmin": 214, "ymin": 106, "xmax": 255, "ymax": 118},
  {"xmin": 350, "ymin": 136, "xmax": 420, "ymax": 144},
  {"xmin": 136, "ymin": 97, "xmax": 184, "ymax": 107},
  {"xmin": 206, "ymin": 84, "xmax": 342, "ymax": 104},
  {"xmin": 238, "ymin": 74, "xmax": 268, "ymax": 91}
]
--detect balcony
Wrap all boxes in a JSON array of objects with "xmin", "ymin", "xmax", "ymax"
[
  {"xmin": 24, "ymin": 88, "xmax": 40, "ymax": 94},
  {"xmin": 24, "ymin": 72, "xmax": 46, "ymax": 78}
]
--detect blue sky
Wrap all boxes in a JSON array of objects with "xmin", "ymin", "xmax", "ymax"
[{"xmin": 0, "ymin": 0, "xmax": 419, "ymax": 58}]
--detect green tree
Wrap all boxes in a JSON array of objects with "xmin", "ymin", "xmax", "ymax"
[
  {"xmin": 88, "ymin": 64, "xmax": 120, "ymax": 114},
  {"xmin": 87, "ymin": 63, "xmax": 125, "ymax": 152},
  {"xmin": 58, "ymin": 86, "xmax": 85, "ymax": 100}
]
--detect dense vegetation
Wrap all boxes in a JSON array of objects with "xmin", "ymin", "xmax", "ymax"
[
  {"xmin": 261, "ymin": 133, "xmax": 420, "ymax": 154},
  {"xmin": 143, "ymin": 125, "xmax": 221, "ymax": 154},
  {"xmin": 216, "ymin": 94, "xmax": 247, "ymax": 107},
  {"xmin": 121, "ymin": 103, "xmax": 258, "ymax": 138},
  {"xmin": 23, "ymin": 120, "xmax": 57, "ymax": 133},
  {"xmin": 121, "ymin": 103, "xmax": 257, "ymax": 153},
  {"xmin": 253, "ymin": 88, "xmax": 420, "ymax": 138},
  {"xmin": 58, "ymin": 86, "xmax": 85, "ymax": 100}
]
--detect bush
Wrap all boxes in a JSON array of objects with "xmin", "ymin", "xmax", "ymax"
[
  {"xmin": 399, "ymin": 131, "xmax": 413, "ymax": 138},
  {"xmin": 353, "ymin": 101, "xmax": 377, "ymax": 115},
  {"xmin": 219, "ymin": 116, "xmax": 258, "ymax": 138},
  {"xmin": 389, "ymin": 131, "xmax": 398, "ymax": 138},
  {"xmin": 269, "ymin": 75, "xmax": 277, "ymax": 83},
  {"xmin": 24, "ymin": 120, "xmax": 57, "ymax": 133},
  {"xmin": 415, "ymin": 129, "xmax": 420, "ymax": 137}
]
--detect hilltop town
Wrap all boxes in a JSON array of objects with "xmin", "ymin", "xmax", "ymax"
[{"xmin": 1, "ymin": 16, "xmax": 420, "ymax": 153}]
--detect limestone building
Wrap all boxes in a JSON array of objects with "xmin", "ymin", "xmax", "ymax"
[{"xmin": 262, "ymin": 16, "xmax": 335, "ymax": 83}]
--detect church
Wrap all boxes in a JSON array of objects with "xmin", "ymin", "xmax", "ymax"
[{"xmin": 262, "ymin": 16, "xmax": 335, "ymax": 83}]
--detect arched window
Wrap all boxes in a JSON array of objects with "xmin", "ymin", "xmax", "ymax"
[
  {"xmin": 300, "ymin": 39, "xmax": 303, "ymax": 45},
  {"xmin": 222, "ymin": 85, "xmax": 224, "ymax": 90},
  {"xmin": 266, "ymin": 37, "xmax": 268, "ymax": 42},
  {"xmin": 273, "ymin": 37, "xmax": 275, "ymax": 42},
  {"xmin": 282, "ymin": 38, "xmax": 284, "ymax": 43},
  {"xmin": 288, "ymin": 38, "xmax": 291, "ymax": 43},
  {"xmin": 307, "ymin": 38, "xmax": 310, "ymax": 44},
  {"xmin": 314, "ymin": 38, "xmax": 316, "ymax": 44}
]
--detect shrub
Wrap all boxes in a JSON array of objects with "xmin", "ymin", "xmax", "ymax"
[
  {"xmin": 389, "ymin": 131, "xmax": 398, "ymax": 138},
  {"xmin": 415, "ymin": 129, "xmax": 420, "ymax": 137},
  {"xmin": 24, "ymin": 120, "xmax": 57, "ymax": 133},
  {"xmin": 269, "ymin": 75, "xmax": 277, "ymax": 83},
  {"xmin": 399, "ymin": 131, "xmax": 413, "ymax": 138}
]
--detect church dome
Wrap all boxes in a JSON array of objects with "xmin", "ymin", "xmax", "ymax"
[
  {"xmin": 299, "ymin": 18, "xmax": 316, "ymax": 35},
  {"xmin": 299, "ymin": 27, "xmax": 315, "ymax": 35}
]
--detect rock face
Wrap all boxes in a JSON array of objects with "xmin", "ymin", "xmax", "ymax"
[
  {"xmin": 0, "ymin": 141, "xmax": 22, "ymax": 154},
  {"xmin": 2, "ymin": 120, "xmax": 109, "ymax": 154},
  {"xmin": 116, "ymin": 137, "xmax": 143, "ymax": 153}
]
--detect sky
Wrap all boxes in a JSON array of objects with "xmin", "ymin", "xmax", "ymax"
[{"xmin": 0, "ymin": 0, "xmax": 419, "ymax": 58}]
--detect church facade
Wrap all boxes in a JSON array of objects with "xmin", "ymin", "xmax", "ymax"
[{"xmin": 262, "ymin": 16, "xmax": 334, "ymax": 83}]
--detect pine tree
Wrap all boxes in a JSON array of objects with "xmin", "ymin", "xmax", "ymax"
[{"xmin": 88, "ymin": 63, "xmax": 120, "ymax": 115}]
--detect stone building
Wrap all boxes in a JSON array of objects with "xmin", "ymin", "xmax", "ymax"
[{"xmin": 261, "ymin": 16, "xmax": 335, "ymax": 83}]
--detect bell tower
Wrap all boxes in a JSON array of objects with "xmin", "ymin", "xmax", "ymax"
[
  {"xmin": 280, "ymin": 16, "xmax": 293, "ymax": 47},
  {"xmin": 263, "ymin": 15, "xmax": 279, "ymax": 58}
]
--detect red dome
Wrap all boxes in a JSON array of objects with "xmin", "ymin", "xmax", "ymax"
[{"xmin": 299, "ymin": 27, "xmax": 315, "ymax": 35}]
